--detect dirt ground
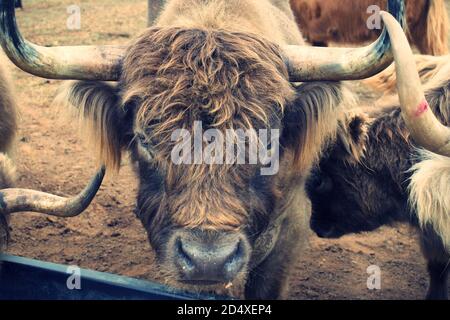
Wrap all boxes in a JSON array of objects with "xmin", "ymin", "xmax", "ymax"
[{"xmin": 2, "ymin": 0, "xmax": 449, "ymax": 300}]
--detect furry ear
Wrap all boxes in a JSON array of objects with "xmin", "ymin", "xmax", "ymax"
[
  {"xmin": 282, "ymin": 82, "xmax": 350, "ymax": 171},
  {"xmin": 55, "ymin": 81, "xmax": 133, "ymax": 171},
  {"xmin": 335, "ymin": 111, "xmax": 370, "ymax": 163},
  {"xmin": 423, "ymin": 63, "xmax": 450, "ymax": 127}
]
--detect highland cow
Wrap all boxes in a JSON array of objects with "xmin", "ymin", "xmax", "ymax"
[
  {"xmin": 0, "ymin": 0, "xmax": 406, "ymax": 298},
  {"xmin": 306, "ymin": 23, "xmax": 450, "ymax": 299}
]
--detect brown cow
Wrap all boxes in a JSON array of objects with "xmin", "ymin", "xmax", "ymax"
[
  {"xmin": 0, "ymin": 0, "xmax": 405, "ymax": 299},
  {"xmin": 290, "ymin": 0, "xmax": 449, "ymax": 55}
]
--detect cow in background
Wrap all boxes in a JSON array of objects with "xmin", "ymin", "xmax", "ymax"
[
  {"xmin": 290, "ymin": 0, "xmax": 449, "ymax": 55},
  {"xmin": 0, "ymin": 55, "xmax": 18, "ymax": 251},
  {"xmin": 306, "ymin": 17, "xmax": 450, "ymax": 299}
]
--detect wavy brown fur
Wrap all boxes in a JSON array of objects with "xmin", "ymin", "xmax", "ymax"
[
  {"xmin": 122, "ymin": 27, "xmax": 294, "ymax": 229},
  {"xmin": 122, "ymin": 27, "xmax": 292, "ymax": 164}
]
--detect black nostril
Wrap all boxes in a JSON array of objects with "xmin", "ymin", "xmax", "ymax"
[
  {"xmin": 175, "ymin": 237, "xmax": 195, "ymax": 273},
  {"xmin": 224, "ymin": 240, "xmax": 245, "ymax": 275}
]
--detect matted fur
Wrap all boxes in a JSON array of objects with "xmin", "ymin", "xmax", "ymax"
[
  {"xmin": 122, "ymin": 27, "xmax": 293, "ymax": 166},
  {"xmin": 408, "ymin": 63, "xmax": 450, "ymax": 250},
  {"xmin": 122, "ymin": 27, "xmax": 294, "ymax": 229},
  {"xmin": 409, "ymin": 150, "xmax": 450, "ymax": 250}
]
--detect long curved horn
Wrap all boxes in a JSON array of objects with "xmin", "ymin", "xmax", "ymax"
[
  {"xmin": 284, "ymin": 0, "xmax": 406, "ymax": 81},
  {"xmin": 1, "ymin": 0, "xmax": 404, "ymax": 82},
  {"xmin": 380, "ymin": 12, "xmax": 450, "ymax": 157},
  {"xmin": 0, "ymin": 166, "xmax": 105, "ymax": 217},
  {"xmin": 0, "ymin": 0, "xmax": 125, "ymax": 80}
]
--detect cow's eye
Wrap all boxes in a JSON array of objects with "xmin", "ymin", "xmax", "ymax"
[
  {"xmin": 315, "ymin": 174, "xmax": 333, "ymax": 194},
  {"xmin": 136, "ymin": 133, "xmax": 155, "ymax": 160},
  {"xmin": 138, "ymin": 134, "xmax": 150, "ymax": 148}
]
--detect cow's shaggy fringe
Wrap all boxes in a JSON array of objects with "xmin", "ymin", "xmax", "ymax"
[
  {"xmin": 409, "ymin": 150, "xmax": 450, "ymax": 250},
  {"xmin": 122, "ymin": 27, "xmax": 292, "ymax": 229},
  {"xmin": 121, "ymin": 27, "xmax": 293, "ymax": 163}
]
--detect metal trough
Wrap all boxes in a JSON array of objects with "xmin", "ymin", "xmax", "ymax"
[{"xmin": 0, "ymin": 254, "xmax": 219, "ymax": 300}]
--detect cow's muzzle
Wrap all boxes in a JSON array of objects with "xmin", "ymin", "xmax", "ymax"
[{"xmin": 171, "ymin": 229, "xmax": 249, "ymax": 284}]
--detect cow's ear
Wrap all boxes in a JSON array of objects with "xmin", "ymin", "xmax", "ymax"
[
  {"xmin": 55, "ymin": 81, "xmax": 133, "ymax": 171},
  {"xmin": 335, "ymin": 111, "xmax": 370, "ymax": 163},
  {"xmin": 282, "ymin": 82, "xmax": 347, "ymax": 171}
]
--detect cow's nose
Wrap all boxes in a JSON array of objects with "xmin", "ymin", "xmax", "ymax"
[{"xmin": 173, "ymin": 231, "xmax": 248, "ymax": 284}]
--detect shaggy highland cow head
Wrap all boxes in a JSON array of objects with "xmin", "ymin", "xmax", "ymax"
[
  {"xmin": 0, "ymin": 0, "xmax": 408, "ymax": 288},
  {"xmin": 63, "ymin": 28, "xmax": 346, "ymax": 285}
]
